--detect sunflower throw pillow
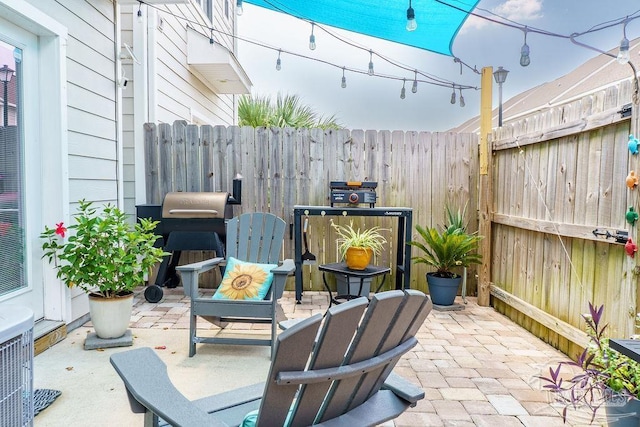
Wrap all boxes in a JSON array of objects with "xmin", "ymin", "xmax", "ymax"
[{"xmin": 212, "ymin": 257, "xmax": 277, "ymax": 300}]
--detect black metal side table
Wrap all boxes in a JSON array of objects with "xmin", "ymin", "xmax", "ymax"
[{"xmin": 319, "ymin": 262, "xmax": 391, "ymax": 307}]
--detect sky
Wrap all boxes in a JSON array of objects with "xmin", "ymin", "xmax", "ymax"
[{"xmin": 235, "ymin": 0, "xmax": 640, "ymax": 132}]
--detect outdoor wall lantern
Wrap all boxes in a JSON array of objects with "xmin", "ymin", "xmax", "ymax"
[
  {"xmin": 0, "ymin": 64, "xmax": 14, "ymax": 127},
  {"xmin": 493, "ymin": 66, "xmax": 509, "ymax": 127}
]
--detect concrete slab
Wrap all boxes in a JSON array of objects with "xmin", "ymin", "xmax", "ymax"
[{"xmin": 84, "ymin": 330, "xmax": 133, "ymax": 350}]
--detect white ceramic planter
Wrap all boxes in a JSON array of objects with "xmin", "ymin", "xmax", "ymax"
[{"xmin": 88, "ymin": 293, "xmax": 134, "ymax": 339}]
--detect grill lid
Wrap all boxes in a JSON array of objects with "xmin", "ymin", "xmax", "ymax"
[{"xmin": 162, "ymin": 192, "xmax": 229, "ymax": 219}]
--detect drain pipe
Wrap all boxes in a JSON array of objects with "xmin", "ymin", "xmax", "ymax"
[{"xmin": 114, "ymin": 0, "xmax": 124, "ymax": 208}]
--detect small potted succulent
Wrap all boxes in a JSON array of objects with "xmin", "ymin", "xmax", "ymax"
[
  {"xmin": 539, "ymin": 303, "xmax": 640, "ymax": 426},
  {"xmin": 41, "ymin": 200, "xmax": 165, "ymax": 339}
]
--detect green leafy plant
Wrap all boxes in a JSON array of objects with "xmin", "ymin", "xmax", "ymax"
[
  {"xmin": 41, "ymin": 200, "xmax": 165, "ymax": 298},
  {"xmin": 238, "ymin": 93, "xmax": 342, "ymax": 129},
  {"xmin": 540, "ymin": 303, "xmax": 640, "ymax": 423},
  {"xmin": 330, "ymin": 219, "xmax": 388, "ymax": 259},
  {"xmin": 409, "ymin": 225, "xmax": 482, "ymax": 278}
]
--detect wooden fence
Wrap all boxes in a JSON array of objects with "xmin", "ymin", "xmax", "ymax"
[
  {"xmin": 488, "ymin": 79, "xmax": 639, "ymax": 357},
  {"xmin": 143, "ymin": 122, "xmax": 479, "ymax": 293}
]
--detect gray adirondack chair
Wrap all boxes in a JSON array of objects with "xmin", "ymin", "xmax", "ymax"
[
  {"xmin": 110, "ymin": 289, "xmax": 432, "ymax": 426},
  {"xmin": 175, "ymin": 212, "xmax": 294, "ymax": 357}
]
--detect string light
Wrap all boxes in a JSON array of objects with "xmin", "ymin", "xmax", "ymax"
[
  {"xmin": 209, "ymin": 28, "xmax": 215, "ymax": 44},
  {"xmin": 412, "ymin": 70, "xmax": 418, "ymax": 93},
  {"xmin": 341, "ymin": 67, "xmax": 347, "ymax": 88},
  {"xmin": 236, "ymin": 0, "xmax": 243, "ymax": 16},
  {"xmin": 400, "ymin": 79, "xmax": 406, "ymax": 99},
  {"xmin": 276, "ymin": 49, "xmax": 281, "ymax": 71},
  {"xmin": 459, "ymin": 88, "xmax": 465, "ymax": 107},
  {"xmin": 137, "ymin": 1, "xmax": 143, "ymax": 23},
  {"xmin": 520, "ymin": 27, "xmax": 530, "ymax": 67},
  {"xmin": 309, "ymin": 23, "xmax": 316, "ymax": 50},
  {"xmin": 368, "ymin": 50, "xmax": 374, "ymax": 76},
  {"xmin": 617, "ymin": 19, "xmax": 630, "ymax": 64},
  {"xmin": 406, "ymin": 0, "xmax": 417, "ymax": 32},
  {"xmin": 450, "ymin": 85, "xmax": 456, "ymax": 104}
]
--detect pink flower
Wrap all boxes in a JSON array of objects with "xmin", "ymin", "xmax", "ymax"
[{"xmin": 55, "ymin": 222, "xmax": 67, "ymax": 238}]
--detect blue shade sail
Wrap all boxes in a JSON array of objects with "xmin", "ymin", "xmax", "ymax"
[{"xmin": 244, "ymin": 0, "xmax": 479, "ymax": 56}]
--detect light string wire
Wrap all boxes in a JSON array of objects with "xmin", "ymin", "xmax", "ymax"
[{"xmin": 137, "ymin": 0, "xmax": 478, "ymax": 91}]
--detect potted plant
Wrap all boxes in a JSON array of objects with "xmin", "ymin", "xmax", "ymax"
[
  {"xmin": 41, "ymin": 200, "xmax": 165, "ymax": 339},
  {"xmin": 408, "ymin": 222, "xmax": 482, "ymax": 306},
  {"xmin": 540, "ymin": 303, "xmax": 640, "ymax": 426},
  {"xmin": 330, "ymin": 219, "xmax": 388, "ymax": 270}
]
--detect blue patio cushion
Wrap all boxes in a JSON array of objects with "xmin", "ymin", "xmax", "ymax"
[{"xmin": 212, "ymin": 257, "xmax": 277, "ymax": 300}]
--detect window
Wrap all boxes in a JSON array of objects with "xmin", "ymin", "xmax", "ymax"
[
  {"xmin": 0, "ymin": 41, "xmax": 24, "ymax": 297},
  {"xmin": 197, "ymin": 0, "xmax": 213, "ymax": 22}
]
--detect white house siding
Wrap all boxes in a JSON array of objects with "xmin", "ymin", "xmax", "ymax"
[
  {"xmin": 25, "ymin": 0, "xmax": 118, "ymax": 324},
  {"xmin": 121, "ymin": 2, "xmax": 238, "ymax": 214}
]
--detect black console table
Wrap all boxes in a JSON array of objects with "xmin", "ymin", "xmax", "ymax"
[
  {"xmin": 293, "ymin": 205, "xmax": 413, "ymax": 303},
  {"xmin": 319, "ymin": 262, "xmax": 390, "ymax": 307}
]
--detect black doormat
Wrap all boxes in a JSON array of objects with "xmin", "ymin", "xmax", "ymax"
[{"xmin": 33, "ymin": 389, "xmax": 61, "ymax": 416}]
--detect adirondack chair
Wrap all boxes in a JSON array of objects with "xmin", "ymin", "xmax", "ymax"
[
  {"xmin": 175, "ymin": 212, "xmax": 294, "ymax": 357},
  {"xmin": 110, "ymin": 289, "xmax": 432, "ymax": 427}
]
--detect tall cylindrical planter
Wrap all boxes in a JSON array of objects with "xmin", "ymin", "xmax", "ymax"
[
  {"xmin": 88, "ymin": 293, "xmax": 134, "ymax": 339},
  {"xmin": 426, "ymin": 273, "xmax": 462, "ymax": 306}
]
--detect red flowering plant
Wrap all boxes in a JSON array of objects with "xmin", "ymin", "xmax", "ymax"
[
  {"xmin": 539, "ymin": 303, "xmax": 640, "ymax": 423},
  {"xmin": 41, "ymin": 200, "xmax": 165, "ymax": 298}
]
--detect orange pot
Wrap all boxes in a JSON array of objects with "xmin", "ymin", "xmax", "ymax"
[{"xmin": 345, "ymin": 247, "xmax": 373, "ymax": 270}]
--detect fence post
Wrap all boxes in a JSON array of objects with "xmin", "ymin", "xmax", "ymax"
[{"xmin": 478, "ymin": 67, "xmax": 493, "ymax": 306}]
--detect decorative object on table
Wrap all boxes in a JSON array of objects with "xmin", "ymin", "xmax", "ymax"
[
  {"xmin": 539, "ymin": 303, "xmax": 640, "ymax": 426},
  {"xmin": 625, "ymin": 238, "xmax": 637, "ymax": 258},
  {"xmin": 176, "ymin": 212, "xmax": 295, "ymax": 358},
  {"xmin": 110, "ymin": 290, "xmax": 432, "ymax": 427},
  {"xmin": 626, "ymin": 171, "xmax": 638, "ymax": 189},
  {"xmin": 629, "ymin": 134, "xmax": 639, "ymax": 155},
  {"xmin": 626, "ymin": 206, "xmax": 638, "ymax": 226},
  {"xmin": 41, "ymin": 200, "xmax": 165, "ymax": 340},
  {"xmin": 330, "ymin": 219, "xmax": 388, "ymax": 270},
  {"xmin": 409, "ymin": 213, "xmax": 482, "ymax": 307}
]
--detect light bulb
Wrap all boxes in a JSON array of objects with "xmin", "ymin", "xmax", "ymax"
[
  {"xmin": 341, "ymin": 76, "xmax": 347, "ymax": 89},
  {"xmin": 459, "ymin": 90, "xmax": 465, "ymax": 107},
  {"xmin": 368, "ymin": 51, "xmax": 374, "ymax": 76},
  {"xmin": 276, "ymin": 58, "xmax": 281, "ymax": 71},
  {"xmin": 520, "ymin": 43, "xmax": 530, "ymax": 67},
  {"xmin": 406, "ymin": 6, "xmax": 417, "ymax": 31},
  {"xmin": 412, "ymin": 79, "xmax": 418, "ymax": 93},
  {"xmin": 400, "ymin": 80, "xmax": 406, "ymax": 99},
  {"xmin": 618, "ymin": 37, "xmax": 630, "ymax": 64},
  {"xmin": 309, "ymin": 34, "xmax": 316, "ymax": 50},
  {"xmin": 236, "ymin": 0, "xmax": 243, "ymax": 16},
  {"xmin": 137, "ymin": 8, "xmax": 143, "ymax": 24},
  {"xmin": 450, "ymin": 89, "xmax": 456, "ymax": 104}
]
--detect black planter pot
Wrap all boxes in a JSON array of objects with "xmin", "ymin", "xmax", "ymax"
[
  {"xmin": 604, "ymin": 395, "xmax": 640, "ymax": 426},
  {"xmin": 426, "ymin": 273, "xmax": 461, "ymax": 306}
]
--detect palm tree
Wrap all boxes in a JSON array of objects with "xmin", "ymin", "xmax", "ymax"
[{"xmin": 238, "ymin": 93, "xmax": 342, "ymax": 129}]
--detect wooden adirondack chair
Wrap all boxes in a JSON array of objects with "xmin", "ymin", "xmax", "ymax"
[
  {"xmin": 175, "ymin": 212, "xmax": 294, "ymax": 357},
  {"xmin": 110, "ymin": 290, "xmax": 432, "ymax": 427}
]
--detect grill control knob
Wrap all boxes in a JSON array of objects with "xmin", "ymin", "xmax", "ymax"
[{"xmin": 348, "ymin": 193, "xmax": 360, "ymax": 203}]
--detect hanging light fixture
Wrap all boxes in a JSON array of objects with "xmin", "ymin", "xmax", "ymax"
[
  {"xmin": 137, "ymin": 1, "xmax": 143, "ymax": 23},
  {"xmin": 276, "ymin": 50, "xmax": 282, "ymax": 71},
  {"xmin": 459, "ymin": 88, "xmax": 465, "ymax": 107},
  {"xmin": 617, "ymin": 20, "xmax": 630, "ymax": 64},
  {"xmin": 209, "ymin": 28, "xmax": 215, "ymax": 45},
  {"xmin": 450, "ymin": 85, "xmax": 456, "ymax": 104},
  {"xmin": 236, "ymin": 0, "xmax": 244, "ymax": 16},
  {"xmin": 368, "ymin": 50, "xmax": 374, "ymax": 76},
  {"xmin": 520, "ymin": 28, "xmax": 530, "ymax": 67},
  {"xmin": 400, "ymin": 79, "xmax": 406, "ymax": 99},
  {"xmin": 406, "ymin": 0, "xmax": 417, "ymax": 32},
  {"xmin": 309, "ymin": 23, "xmax": 316, "ymax": 50},
  {"xmin": 412, "ymin": 70, "xmax": 418, "ymax": 93},
  {"xmin": 341, "ymin": 67, "xmax": 347, "ymax": 88}
]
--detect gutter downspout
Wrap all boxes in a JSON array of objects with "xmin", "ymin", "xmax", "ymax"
[{"xmin": 114, "ymin": 0, "xmax": 124, "ymax": 208}]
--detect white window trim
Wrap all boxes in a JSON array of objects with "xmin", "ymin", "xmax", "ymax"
[{"xmin": 0, "ymin": 0, "xmax": 69, "ymax": 322}]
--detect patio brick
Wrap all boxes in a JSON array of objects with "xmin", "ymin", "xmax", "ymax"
[
  {"xmin": 440, "ymin": 387, "xmax": 488, "ymax": 401},
  {"xmin": 487, "ymin": 395, "xmax": 528, "ymax": 415},
  {"xmin": 432, "ymin": 400, "xmax": 473, "ymax": 421}
]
